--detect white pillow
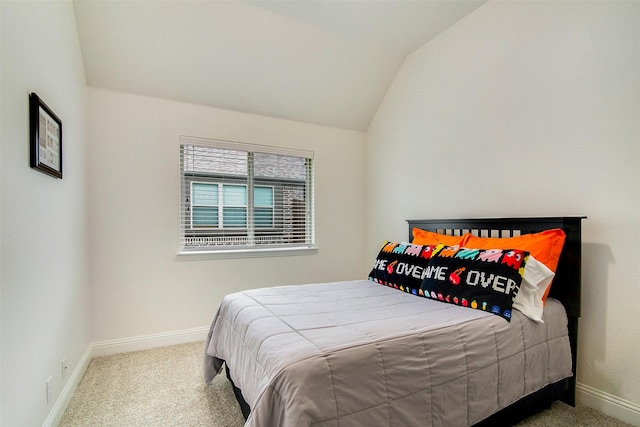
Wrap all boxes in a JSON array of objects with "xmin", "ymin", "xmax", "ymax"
[{"xmin": 513, "ymin": 255, "xmax": 554, "ymax": 323}]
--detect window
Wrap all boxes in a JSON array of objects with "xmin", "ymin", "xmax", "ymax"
[
  {"xmin": 191, "ymin": 182, "xmax": 219, "ymax": 227},
  {"xmin": 179, "ymin": 136, "xmax": 314, "ymax": 257},
  {"xmin": 254, "ymin": 186, "xmax": 274, "ymax": 228}
]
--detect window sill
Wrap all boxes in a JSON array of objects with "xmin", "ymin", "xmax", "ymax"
[{"xmin": 176, "ymin": 245, "xmax": 318, "ymax": 261}]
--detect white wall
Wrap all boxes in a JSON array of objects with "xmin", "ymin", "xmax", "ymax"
[
  {"xmin": 88, "ymin": 88, "xmax": 366, "ymax": 342},
  {"xmin": 366, "ymin": 0, "xmax": 640, "ymax": 416},
  {"xmin": 1, "ymin": 1, "xmax": 91, "ymax": 426}
]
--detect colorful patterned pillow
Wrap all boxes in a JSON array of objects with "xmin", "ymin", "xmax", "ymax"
[
  {"xmin": 420, "ymin": 245, "xmax": 528, "ymax": 321},
  {"xmin": 462, "ymin": 229, "xmax": 566, "ymax": 302},
  {"xmin": 368, "ymin": 241, "xmax": 439, "ymax": 296}
]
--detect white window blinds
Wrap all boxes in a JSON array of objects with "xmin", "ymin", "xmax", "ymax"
[{"xmin": 179, "ymin": 136, "xmax": 314, "ymax": 254}]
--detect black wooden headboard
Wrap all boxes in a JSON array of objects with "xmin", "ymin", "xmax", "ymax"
[{"xmin": 407, "ymin": 216, "xmax": 585, "ymax": 406}]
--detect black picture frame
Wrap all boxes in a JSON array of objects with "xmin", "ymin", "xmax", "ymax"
[{"xmin": 30, "ymin": 92, "xmax": 63, "ymax": 179}]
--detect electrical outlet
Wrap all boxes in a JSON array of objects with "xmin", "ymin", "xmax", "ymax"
[
  {"xmin": 61, "ymin": 357, "xmax": 68, "ymax": 380},
  {"xmin": 46, "ymin": 377, "xmax": 52, "ymax": 404}
]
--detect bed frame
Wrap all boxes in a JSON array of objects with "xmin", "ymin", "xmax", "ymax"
[
  {"xmin": 407, "ymin": 216, "xmax": 585, "ymax": 425},
  {"xmin": 226, "ymin": 216, "xmax": 585, "ymax": 426}
]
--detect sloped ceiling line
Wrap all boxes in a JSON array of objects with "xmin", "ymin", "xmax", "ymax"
[{"xmin": 73, "ymin": 0, "xmax": 486, "ymax": 131}]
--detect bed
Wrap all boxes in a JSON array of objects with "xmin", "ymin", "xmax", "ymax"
[{"xmin": 204, "ymin": 216, "xmax": 584, "ymax": 426}]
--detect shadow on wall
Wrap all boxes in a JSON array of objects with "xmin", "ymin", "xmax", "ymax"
[{"xmin": 578, "ymin": 242, "xmax": 617, "ymax": 391}]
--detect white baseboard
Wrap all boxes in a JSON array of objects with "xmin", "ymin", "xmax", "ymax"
[
  {"xmin": 91, "ymin": 326, "xmax": 209, "ymax": 357},
  {"xmin": 42, "ymin": 326, "xmax": 209, "ymax": 426},
  {"xmin": 42, "ymin": 344, "xmax": 93, "ymax": 427},
  {"xmin": 577, "ymin": 382, "xmax": 640, "ymax": 426}
]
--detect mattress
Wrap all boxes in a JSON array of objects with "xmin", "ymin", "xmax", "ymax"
[{"xmin": 204, "ymin": 279, "xmax": 572, "ymax": 426}]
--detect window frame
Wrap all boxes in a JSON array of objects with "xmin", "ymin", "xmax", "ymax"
[{"xmin": 178, "ymin": 136, "xmax": 316, "ymax": 260}]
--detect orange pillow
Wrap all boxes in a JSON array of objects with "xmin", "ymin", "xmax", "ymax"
[
  {"xmin": 461, "ymin": 228, "xmax": 566, "ymax": 301},
  {"xmin": 412, "ymin": 227, "xmax": 467, "ymax": 246}
]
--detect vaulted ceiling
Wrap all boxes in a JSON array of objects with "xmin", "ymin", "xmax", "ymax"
[{"xmin": 73, "ymin": 0, "xmax": 486, "ymax": 131}]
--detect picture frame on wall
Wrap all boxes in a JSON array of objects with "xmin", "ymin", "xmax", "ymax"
[{"xmin": 30, "ymin": 92, "xmax": 63, "ymax": 179}]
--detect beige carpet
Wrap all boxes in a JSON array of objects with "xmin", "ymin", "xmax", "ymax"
[{"xmin": 60, "ymin": 341, "xmax": 632, "ymax": 426}]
